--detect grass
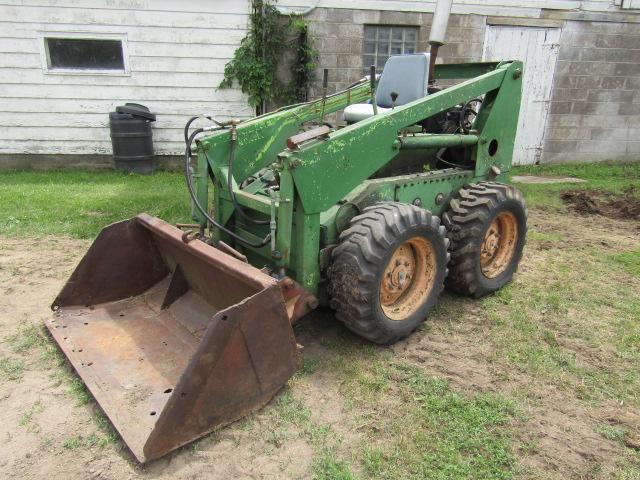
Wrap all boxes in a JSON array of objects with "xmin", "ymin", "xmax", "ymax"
[
  {"xmin": 0, "ymin": 162, "xmax": 636, "ymax": 239},
  {"xmin": 18, "ymin": 400, "xmax": 45, "ymax": 433},
  {"xmin": 611, "ymin": 250, "xmax": 640, "ymax": 278},
  {"xmin": 263, "ymin": 390, "xmax": 358, "ymax": 479},
  {"xmin": 511, "ymin": 161, "xmax": 640, "ymax": 209},
  {"xmin": 62, "ymin": 433, "xmax": 106, "ymax": 450},
  {"xmin": 0, "ymin": 355, "xmax": 25, "ymax": 381},
  {"xmin": 333, "ymin": 355, "xmax": 518, "ymax": 480},
  {"xmin": 0, "ymin": 170, "xmax": 190, "ymax": 238},
  {"xmin": 1, "ymin": 162, "xmax": 639, "ymax": 477},
  {"xmin": 482, "ymin": 246, "xmax": 640, "ymax": 406}
]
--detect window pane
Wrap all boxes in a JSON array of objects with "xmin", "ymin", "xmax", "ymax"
[
  {"xmin": 364, "ymin": 26, "xmax": 376, "ymax": 41},
  {"xmin": 363, "ymin": 55, "xmax": 376, "ymax": 70},
  {"xmin": 46, "ymin": 38, "xmax": 124, "ymax": 70},
  {"xmin": 362, "ymin": 25, "xmax": 420, "ymax": 74},
  {"xmin": 390, "ymin": 44, "xmax": 403, "ymax": 55},
  {"xmin": 377, "ymin": 27, "xmax": 390, "ymax": 41}
]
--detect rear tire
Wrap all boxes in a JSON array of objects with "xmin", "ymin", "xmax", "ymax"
[
  {"xmin": 443, "ymin": 182, "xmax": 527, "ymax": 298},
  {"xmin": 328, "ymin": 202, "xmax": 449, "ymax": 345}
]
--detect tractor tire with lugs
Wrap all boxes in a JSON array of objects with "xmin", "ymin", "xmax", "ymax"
[
  {"xmin": 329, "ymin": 202, "xmax": 449, "ymax": 345},
  {"xmin": 443, "ymin": 182, "xmax": 527, "ymax": 298}
]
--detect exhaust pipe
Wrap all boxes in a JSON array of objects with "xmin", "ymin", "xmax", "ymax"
[{"xmin": 428, "ymin": 0, "xmax": 453, "ymax": 84}]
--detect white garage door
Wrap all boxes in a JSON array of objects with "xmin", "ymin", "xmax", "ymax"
[{"xmin": 483, "ymin": 26, "xmax": 561, "ymax": 165}]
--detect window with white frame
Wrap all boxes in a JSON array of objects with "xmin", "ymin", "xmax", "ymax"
[
  {"xmin": 42, "ymin": 35, "xmax": 128, "ymax": 74},
  {"xmin": 363, "ymin": 25, "xmax": 419, "ymax": 74}
]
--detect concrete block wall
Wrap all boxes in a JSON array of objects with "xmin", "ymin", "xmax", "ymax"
[
  {"xmin": 304, "ymin": 8, "xmax": 640, "ymax": 164},
  {"xmin": 541, "ymin": 20, "xmax": 640, "ymax": 163},
  {"xmin": 303, "ymin": 8, "xmax": 485, "ymax": 98}
]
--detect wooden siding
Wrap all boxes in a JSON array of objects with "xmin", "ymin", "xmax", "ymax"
[
  {"xmin": 483, "ymin": 26, "xmax": 562, "ymax": 165},
  {"xmin": 279, "ymin": 0, "xmax": 622, "ymax": 17},
  {"xmin": 0, "ymin": 0, "xmax": 252, "ymax": 155}
]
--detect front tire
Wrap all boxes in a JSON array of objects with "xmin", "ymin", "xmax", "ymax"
[
  {"xmin": 443, "ymin": 182, "xmax": 527, "ymax": 298},
  {"xmin": 328, "ymin": 202, "xmax": 449, "ymax": 345}
]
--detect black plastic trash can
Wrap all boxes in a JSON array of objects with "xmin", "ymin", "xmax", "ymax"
[{"xmin": 109, "ymin": 103, "xmax": 156, "ymax": 174}]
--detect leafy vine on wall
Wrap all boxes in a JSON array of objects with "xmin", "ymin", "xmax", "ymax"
[{"xmin": 219, "ymin": 1, "xmax": 319, "ymax": 115}]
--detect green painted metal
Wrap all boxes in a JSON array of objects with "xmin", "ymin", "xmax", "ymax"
[
  {"xmin": 200, "ymin": 81, "xmax": 372, "ymax": 184},
  {"xmin": 398, "ymin": 134, "xmax": 479, "ymax": 149},
  {"xmin": 288, "ymin": 64, "xmax": 516, "ymax": 214},
  {"xmin": 194, "ymin": 61, "xmax": 522, "ymax": 299},
  {"xmin": 433, "ymin": 62, "xmax": 500, "ymax": 79}
]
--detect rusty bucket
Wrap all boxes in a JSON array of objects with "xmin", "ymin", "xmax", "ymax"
[{"xmin": 47, "ymin": 214, "xmax": 300, "ymax": 462}]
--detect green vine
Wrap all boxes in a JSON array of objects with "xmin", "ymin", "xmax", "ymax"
[{"xmin": 219, "ymin": 1, "xmax": 318, "ymax": 114}]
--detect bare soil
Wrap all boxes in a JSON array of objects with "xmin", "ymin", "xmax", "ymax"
[
  {"xmin": 561, "ymin": 188, "xmax": 640, "ymax": 220},
  {"xmin": 0, "ymin": 207, "xmax": 639, "ymax": 479}
]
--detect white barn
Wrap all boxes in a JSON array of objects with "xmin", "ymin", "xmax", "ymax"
[{"xmin": 0, "ymin": 0, "xmax": 253, "ymax": 168}]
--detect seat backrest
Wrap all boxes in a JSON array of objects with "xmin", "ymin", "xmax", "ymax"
[{"xmin": 375, "ymin": 53, "xmax": 430, "ymax": 108}]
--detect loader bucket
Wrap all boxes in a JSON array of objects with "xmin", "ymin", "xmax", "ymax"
[{"xmin": 47, "ymin": 214, "xmax": 300, "ymax": 463}]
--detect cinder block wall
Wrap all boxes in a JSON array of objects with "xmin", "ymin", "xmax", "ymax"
[
  {"xmin": 304, "ymin": 8, "xmax": 640, "ymax": 164},
  {"xmin": 543, "ymin": 20, "xmax": 640, "ymax": 163},
  {"xmin": 304, "ymin": 9, "xmax": 485, "ymax": 97}
]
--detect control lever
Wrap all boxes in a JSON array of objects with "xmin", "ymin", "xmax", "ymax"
[
  {"xmin": 369, "ymin": 65, "xmax": 378, "ymax": 115},
  {"xmin": 390, "ymin": 91, "xmax": 399, "ymax": 109}
]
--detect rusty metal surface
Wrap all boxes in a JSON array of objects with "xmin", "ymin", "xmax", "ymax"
[
  {"xmin": 286, "ymin": 125, "xmax": 331, "ymax": 150},
  {"xmin": 47, "ymin": 214, "xmax": 300, "ymax": 463},
  {"xmin": 278, "ymin": 277, "xmax": 319, "ymax": 324}
]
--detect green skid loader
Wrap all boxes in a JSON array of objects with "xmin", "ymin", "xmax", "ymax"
[{"xmin": 47, "ymin": 6, "xmax": 527, "ymax": 463}]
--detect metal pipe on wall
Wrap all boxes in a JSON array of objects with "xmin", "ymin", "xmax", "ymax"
[{"xmin": 428, "ymin": 0, "xmax": 453, "ymax": 83}]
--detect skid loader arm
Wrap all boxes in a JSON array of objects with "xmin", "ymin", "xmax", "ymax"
[{"xmin": 48, "ymin": 214, "xmax": 300, "ymax": 462}]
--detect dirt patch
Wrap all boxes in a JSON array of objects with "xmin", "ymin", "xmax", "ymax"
[
  {"xmin": 512, "ymin": 175, "xmax": 586, "ymax": 184},
  {"xmin": 561, "ymin": 188, "xmax": 640, "ymax": 221}
]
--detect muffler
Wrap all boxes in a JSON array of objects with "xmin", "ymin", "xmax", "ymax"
[{"xmin": 47, "ymin": 214, "xmax": 300, "ymax": 462}]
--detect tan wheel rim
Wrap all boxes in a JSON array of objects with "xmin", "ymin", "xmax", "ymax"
[
  {"xmin": 379, "ymin": 236, "xmax": 437, "ymax": 321},
  {"xmin": 480, "ymin": 211, "xmax": 518, "ymax": 279}
]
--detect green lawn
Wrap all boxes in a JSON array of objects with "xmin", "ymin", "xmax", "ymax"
[
  {"xmin": 0, "ymin": 170, "xmax": 191, "ymax": 238},
  {"xmin": 0, "ymin": 162, "xmax": 638, "ymax": 239}
]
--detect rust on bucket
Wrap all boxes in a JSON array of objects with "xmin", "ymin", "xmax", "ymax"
[{"xmin": 48, "ymin": 214, "xmax": 300, "ymax": 462}]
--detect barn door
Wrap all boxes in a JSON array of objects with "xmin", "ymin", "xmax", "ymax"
[{"xmin": 483, "ymin": 26, "xmax": 560, "ymax": 165}]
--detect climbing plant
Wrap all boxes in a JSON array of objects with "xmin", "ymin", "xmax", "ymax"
[
  {"xmin": 287, "ymin": 18, "xmax": 316, "ymax": 103},
  {"xmin": 219, "ymin": 0, "xmax": 318, "ymax": 114}
]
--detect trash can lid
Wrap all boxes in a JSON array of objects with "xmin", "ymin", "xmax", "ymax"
[
  {"xmin": 116, "ymin": 105, "xmax": 156, "ymax": 121},
  {"xmin": 124, "ymin": 102, "xmax": 150, "ymax": 111}
]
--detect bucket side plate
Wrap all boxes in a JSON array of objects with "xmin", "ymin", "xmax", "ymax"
[{"xmin": 47, "ymin": 215, "xmax": 300, "ymax": 462}]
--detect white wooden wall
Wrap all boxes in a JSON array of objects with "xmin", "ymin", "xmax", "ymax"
[
  {"xmin": 483, "ymin": 26, "xmax": 561, "ymax": 165},
  {"xmin": 0, "ymin": 0, "xmax": 252, "ymax": 156},
  {"xmin": 279, "ymin": 0, "xmax": 621, "ymax": 16}
]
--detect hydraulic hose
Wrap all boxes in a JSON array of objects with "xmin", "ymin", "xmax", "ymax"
[
  {"xmin": 184, "ymin": 115, "xmax": 229, "ymax": 146},
  {"xmin": 226, "ymin": 125, "xmax": 270, "ymax": 225},
  {"xmin": 185, "ymin": 128, "xmax": 270, "ymax": 248}
]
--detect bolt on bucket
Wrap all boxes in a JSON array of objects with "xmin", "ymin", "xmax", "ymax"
[{"xmin": 47, "ymin": 214, "xmax": 300, "ymax": 463}]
